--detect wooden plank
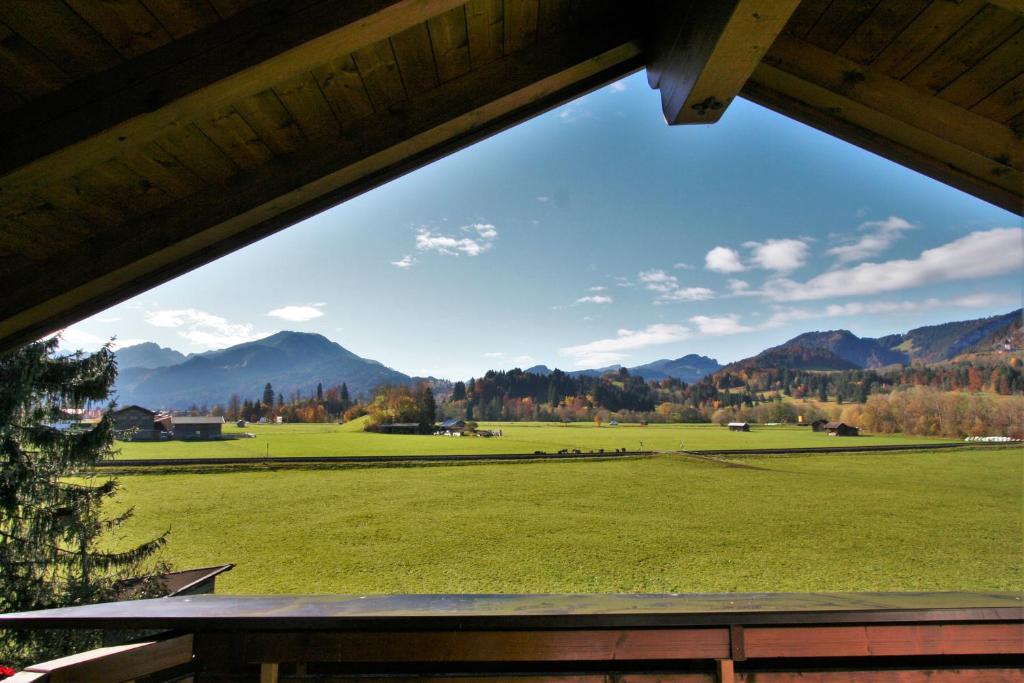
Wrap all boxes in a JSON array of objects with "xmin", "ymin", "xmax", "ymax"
[
  {"xmin": 0, "ymin": 0, "xmax": 466, "ymax": 193},
  {"xmin": 36, "ymin": 179, "xmax": 129, "ymax": 227},
  {"xmin": 392, "ymin": 22, "xmax": 439, "ymax": 97},
  {"xmin": 75, "ymin": 158, "xmax": 173, "ymax": 218},
  {"xmin": 0, "ymin": 0, "xmax": 122, "ymax": 78},
  {"xmin": 141, "ymin": 0, "xmax": 222, "ymax": 39},
  {"xmin": 717, "ymin": 659, "xmax": 735, "ymax": 683},
  {"xmin": 743, "ymin": 622, "xmax": 1024, "ymax": 658},
  {"xmin": 782, "ymin": 0, "xmax": 832, "ymax": 39},
  {"xmin": 242, "ymin": 628, "xmax": 731, "ymax": 662},
  {"xmin": 154, "ymin": 122, "xmax": 239, "ymax": 183},
  {"xmin": 652, "ymin": 0, "xmax": 801, "ymax": 125},
  {"xmin": 736, "ymin": 670, "xmax": 1024, "ymax": 682},
  {"xmin": 429, "ymin": 7, "xmax": 472, "ymax": 83},
  {"xmin": 274, "ymin": 72, "xmax": 342, "ymax": 143},
  {"xmin": 353, "ymin": 39, "xmax": 407, "ymax": 111},
  {"xmin": 763, "ymin": 35, "xmax": 1023, "ymax": 171},
  {"xmin": 0, "ymin": 30, "xmax": 642, "ymax": 349},
  {"xmin": 938, "ymin": 29, "xmax": 1024, "ymax": 108},
  {"xmin": 0, "ymin": 21, "xmax": 71, "ymax": 99},
  {"xmin": 208, "ymin": 0, "xmax": 258, "ymax": 19},
  {"xmin": 835, "ymin": 0, "xmax": 931, "ymax": 66},
  {"xmin": 805, "ymin": 0, "xmax": 882, "ymax": 53},
  {"xmin": 538, "ymin": 0, "xmax": 572, "ymax": 38},
  {"xmin": 743, "ymin": 63, "xmax": 1022, "ymax": 213},
  {"xmin": 871, "ymin": 0, "xmax": 986, "ymax": 79},
  {"xmin": 505, "ymin": 0, "xmax": 540, "ymax": 53},
  {"xmin": 119, "ymin": 140, "xmax": 207, "ymax": 200},
  {"xmin": 65, "ymin": 0, "xmax": 173, "ymax": 59},
  {"xmin": 24, "ymin": 633, "xmax": 193, "ymax": 682},
  {"xmin": 971, "ymin": 71, "xmax": 1024, "ymax": 122},
  {"xmin": 466, "ymin": 0, "xmax": 503, "ymax": 67},
  {"xmin": 311, "ymin": 54, "xmax": 375, "ymax": 123},
  {"xmin": 197, "ymin": 106, "xmax": 276, "ymax": 169},
  {"xmin": 901, "ymin": 4, "xmax": 1024, "ymax": 93},
  {"xmin": 233, "ymin": 88, "xmax": 305, "ymax": 155}
]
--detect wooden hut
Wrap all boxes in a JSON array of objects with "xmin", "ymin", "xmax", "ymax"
[
  {"xmin": 727, "ymin": 422, "xmax": 750, "ymax": 432},
  {"xmin": 823, "ymin": 421, "xmax": 859, "ymax": 437},
  {"xmin": 171, "ymin": 415, "xmax": 225, "ymax": 440},
  {"xmin": 109, "ymin": 405, "xmax": 158, "ymax": 441}
]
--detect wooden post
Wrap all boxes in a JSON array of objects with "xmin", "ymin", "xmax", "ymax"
[
  {"xmin": 717, "ymin": 658, "xmax": 735, "ymax": 683},
  {"xmin": 260, "ymin": 662, "xmax": 279, "ymax": 683}
]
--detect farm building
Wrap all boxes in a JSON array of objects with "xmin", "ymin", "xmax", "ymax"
[
  {"xmin": 171, "ymin": 415, "xmax": 225, "ymax": 440},
  {"xmin": 727, "ymin": 422, "xmax": 750, "ymax": 432},
  {"xmin": 823, "ymin": 422, "xmax": 859, "ymax": 437},
  {"xmin": 810, "ymin": 419, "xmax": 828, "ymax": 432},
  {"xmin": 109, "ymin": 405, "xmax": 159, "ymax": 441},
  {"xmin": 438, "ymin": 418, "xmax": 467, "ymax": 434}
]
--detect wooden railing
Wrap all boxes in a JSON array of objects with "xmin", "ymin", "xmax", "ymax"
[{"xmin": 2, "ymin": 593, "xmax": 1022, "ymax": 682}]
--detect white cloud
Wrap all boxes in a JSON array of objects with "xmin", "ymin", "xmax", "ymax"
[
  {"xmin": 614, "ymin": 276, "xmax": 634, "ymax": 287},
  {"xmin": 690, "ymin": 314, "xmax": 754, "ymax": 336},
  {"xmin": 560, "ymin": 324, "xmax": 691, "ymax": 367},
  {"xmin": 512, "ymin": 355, "xmax": 536, "ymax": 366},
  {"xmin": 828, "ymin": 216, "xmax": 915, "ymax": 263},
  {"xmin": 588, "ymin": 285, "xmax": 607, "ymax": 291},
  {"xmin": 483, "ymin": 352, "xmax": 504, "ymax": 358},
  {"xmin": 744, "ymin": 238, "xmax": 809, "ymax": 272},
  {"xmin": 673, "ymin": 262, "xmax": 694, "ymax": 270},
  {"xmin": 763, "ymin": 227, "xmax": 1023, "ymax": 301},
  {"xmin": 415, "ymin": 223, "xmax": 498, "ymax": 256},
  {"xmin": 55, "ymin": 327, "xmax": 145, "ymax": 352},
  {"xmin": 728, "ymin": 279, "xmax": 750, "ymax": 294},
  {"xmin": 658, "ymin": 287, "xmax": 715, "ymax": 302},
  {"xmin": 144, "ymin": 308, "xmax": 265, "ymax": 349},
  {"xmin": 391, "ymin": 255, "xmax": 415, "ymax": 269},
  {"xmin": 576, "ymin": 295, "xmax": 613, "ymax": 304},
  {"xmin": 638, "ymin": 269, "xmax": 678, "ymax": 292},
  {"xmin": 609, "ymin": 80, "xmax": 627, "ymax": 92},
  {"xmin": 267, "ymin": 305, "xmax": 324, "ymax": 322},
  {"xmin": 705, "ymin": 246, "xmax": 746, "ymax": 273},
  {"xmin": 536, "ymin": 196, "xmax": 550, "ymax": 202},
  {"xmin": 638, "ymin": 269, "xmax": 715, "ymax": 304},
  {"xmin": 765, "ymin": 293, "xmax": 1017, "ymax": 328},
  {"xmin": 94, "ymin": 315, "xmax": 121, "ymax": 323}
]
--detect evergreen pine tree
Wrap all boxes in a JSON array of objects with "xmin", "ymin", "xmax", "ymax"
[
  {"xmin": 417, "ymin": 386, "xmax": 436, "ymax": 429},
  {"xmin": 451, "ymin": 381, "xmax": 466, "ymax": 402},
  {"xmin": 340, "ymin": 383, "xmax": 350, "ymax": 410},
  {"xmin": 316, "ymin": 383, "xmax": 323, "ymax": 403},
  {"xmin": 263, "ymin": 383, "xmax": 274, "ymax": 408},
  {"xmin": 0, "ymin": 339, "xmax": 167, "ymax": 665}
]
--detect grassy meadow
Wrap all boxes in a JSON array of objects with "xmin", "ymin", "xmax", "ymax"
[
  {"xmin": 114, "ymin": 420, "xmax": 952, "ymax": 459},
  {"xmin": 103, "ymin": 448, "xmax": 1023, "ymax": 594}
]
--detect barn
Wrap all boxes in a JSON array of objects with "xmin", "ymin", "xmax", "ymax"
[
  {"xmin": 727, "ymin": 422, "xmax": 750, "ymax": 432},
  {"xmin": 171, "ymin": 415, "xmax": 225, "ymax": 440},
  {"xmin": 823, "ymin": 422, "xmax": 859, "ymax": 437},
  {"xmin": 109, "ymin": 405, "xmax": 159, "ymax": 441}
]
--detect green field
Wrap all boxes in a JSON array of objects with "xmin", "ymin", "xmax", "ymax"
[
  {"xmin": 114, "ymin": 421, "xmax": 951, "ymax": 459},
  {"xmin": 105, "ymin": 448, "xmax": 1023, "ymax": 594}
]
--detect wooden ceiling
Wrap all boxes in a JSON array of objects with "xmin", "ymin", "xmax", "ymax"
[{"xmin": 0, "ymin": 0, "xmax": 1021, "ymax": 353}]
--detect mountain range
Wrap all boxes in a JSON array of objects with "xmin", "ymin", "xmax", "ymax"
[
  {"xmin": 115, "ymin": 331, "xmax": 411, "ymax": 409},
  {"xmin": 112, "ymin": 309, "xmax": 1020, "ymax": 409},
  {"xmin": 525, "ymin": 354, "xmax": 723, "ymax": 384},
  {"xmin": 721, "ymin": 309, "xmax": 1021, "ymax": 374}
]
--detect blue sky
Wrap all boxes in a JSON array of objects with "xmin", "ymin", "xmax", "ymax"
[{"xmin": 62, "ymin": 71, "xmax": 1022, "ymax": 379}]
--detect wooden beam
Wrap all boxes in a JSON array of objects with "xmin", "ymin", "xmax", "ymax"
[
  {"xmin": 0, "ymin": 31, "xmax": 642, "ymax": 351},
  {"xmin": 647, "ymin": 0, "xmax": 799, "ymax": 124},
  {"xmin": 0, "ymin": 0, "xmax": 466, "ymax": 195},
  {"xmin": 743, "ymin": 35, "xmax": 1022, "ymax": 215},
  {"xmin": 23, "ymin": 634, "xmax": 193, "ymax": 682}
]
